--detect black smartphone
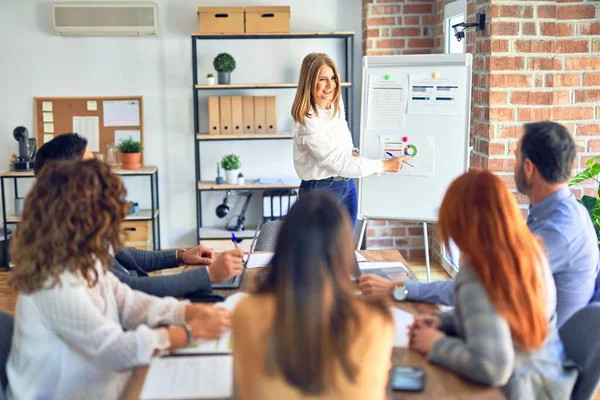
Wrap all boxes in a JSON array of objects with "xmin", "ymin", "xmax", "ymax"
[{"xmin": 391, "ymin": 367, "xmax": 425, "ymax": 392}]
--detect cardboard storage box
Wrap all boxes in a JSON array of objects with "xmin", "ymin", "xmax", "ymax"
[
  {"xmin": 245, "ymin": 6, "xmax": 290, "ymax": 33},
  {"xmin": 198, "ymin": 7, "xmax": 244, "ymax": 34},
  {"xmin": 122, "ymin": 220, "xmax": 153, "ymax": 250}
]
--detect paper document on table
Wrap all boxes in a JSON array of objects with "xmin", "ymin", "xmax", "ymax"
[
  {"xmin": 355, "ymin": 251, "xmax": 368, "ymax": 262},
  {"xmin": 391, "ymin": 307, "xmax": 414, "ymax": 348},
  {"xmin": 359, "ymin": 262, "xmax": 411, "ymax": 282},
  {"xmin": 244, "ymin": 252, "xmax": 274, "ymax": 268},
  {"xmin": 73, "ymin": 116, "xmax": 100, "ymax": 152},
  {"xmin": 103, "ymin": 100, "xmax": 140, "ymax": 126},
  {"xmin": 174, "ymin": 293, "xmax": 247, "ymax": 355},
  {"xmin": 367, "ymin": 74, "xmax": 406, "ymax": 131},
  {"xmin": 140, "ymin": 355, "xmax": 232, "ymax": 400}
]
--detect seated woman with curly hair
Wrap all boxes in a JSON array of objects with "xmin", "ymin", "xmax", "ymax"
[{"xmin": 5, "ymin": 160, "xmax": 230, "ymax": 400}]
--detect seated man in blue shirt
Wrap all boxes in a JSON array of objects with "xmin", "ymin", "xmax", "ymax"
[
  {"xmin": 34, "ymin": 133, "xmax": 244, "ymax": 298},
  {"xmin": 359, "ymin": 121, "xmax": 599, "ymax": 327}
]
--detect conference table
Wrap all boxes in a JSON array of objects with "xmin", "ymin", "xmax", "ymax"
[{"xmin": 121, "ymin": 250, "xmax": 503, "ymax": 400}]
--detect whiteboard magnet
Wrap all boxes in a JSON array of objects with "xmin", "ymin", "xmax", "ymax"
[{"xmin": 432, "ymin": 72, "xmax": 439, "ymax": 79}]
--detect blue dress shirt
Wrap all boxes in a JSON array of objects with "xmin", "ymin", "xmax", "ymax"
[{"xmin": 404, "ymin": 186, "xmax": 599, "ymax": 326}]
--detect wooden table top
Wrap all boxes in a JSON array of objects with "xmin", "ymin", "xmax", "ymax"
[{"xmin": 121, "ymin": 249, "xmax": 502, "ymax": 400}]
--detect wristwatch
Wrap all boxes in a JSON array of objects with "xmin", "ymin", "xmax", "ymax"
[
  {"xmin": 176, "ymin": 248, "xmax": 187, "ymax": 266},
  {"xmin": 352, "ymin": 147, "xmax": 360, "ymax": 155},
  {"xmin": 393, "ymin": 282, "xmax": 408, "ymax": 301},
  {"xmin": 182, "ymin": 323, "xmax": 194, "ymax": 346}
]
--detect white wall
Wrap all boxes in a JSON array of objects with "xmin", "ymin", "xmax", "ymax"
[{"xmin": 0, "ymin": 0, "xmax": 362, "ymax": 248}]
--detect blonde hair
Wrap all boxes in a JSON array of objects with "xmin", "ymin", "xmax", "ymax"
[{"xmin": 291, "ymin": 53, "xmax": 341, "ymax": 126}]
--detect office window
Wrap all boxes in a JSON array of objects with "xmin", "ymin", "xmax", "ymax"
[{"xmin": 444, "ymin": 0, "xmax": 466, "ymax": 54}]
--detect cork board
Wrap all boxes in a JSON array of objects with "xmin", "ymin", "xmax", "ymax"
[{"xmin": 33, "ymin": 96, "xmax": 144, "ymax": 162}]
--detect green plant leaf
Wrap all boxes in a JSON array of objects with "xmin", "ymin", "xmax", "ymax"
[
  {"xmin": 581, "ymin": 195, "xmax": 599, "ymax": 212},
  {"xmin": 585, "ymin": 156, "xmax": 600, "ymax": 166},
  {"xmin": 213, "ymin": 53, "xmax": 236, "ymax": 73},
  {"xmin": 569, "ymin": 164, "xmax": 600, "ymax": 186},
  {"xmin": 116, "ymin": 136, "xmax": 143, "ymax": 153},
  {"xmin": 220, "ymin": 154, "xmax": 241, "ymax": 170}
]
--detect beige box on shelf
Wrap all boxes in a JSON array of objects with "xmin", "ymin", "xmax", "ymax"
[
  {"xmin": 122, "ymin": 220, "xmax": 153, "ymax": 250},
  {"xmin": 219, "ymin": 96, "xmax": 232, "ymax": 134},
  {"xmin": 254, "ymin": 96, "xmax": 266, "ymax": 134},
  {"xmin": 245, "ymin": 6, "xmax": 290, "ymax": 33},
  {"xmin": 231, "ymin": 96, "xmax": 243, "ymax": 134},
  {"xmin": 265, "ymin": 96, "xmax": 277, "ymax": 133},
  {"xmin": 208, "ymin": 96, "xmax": 220, "ymax": 134},
  {"xmin": 198, "ymin": 7, "xmax": 244, "ymax": 34},
  {"xmin": 242, "ymin": 96, "xmax": 255, "ymax": 133}
]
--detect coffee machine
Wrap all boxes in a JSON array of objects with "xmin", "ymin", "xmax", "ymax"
[{"xmin": 12, "ymin": 126, "xmax": 37, "ymax": 171}]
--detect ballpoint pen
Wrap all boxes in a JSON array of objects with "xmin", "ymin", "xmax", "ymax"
[
  {"xmin": 386, "ymin": 152, "xmax": 414, "ymax": 168},
  {"xmin": 231, "ymin": 232, "xmax": 238, "ymax": 248}
]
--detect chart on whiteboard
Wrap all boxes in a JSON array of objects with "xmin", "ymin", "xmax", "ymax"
[
  {"xmin": 380, "ymin": 135, "xmax": 435, "ymax": 177},
  {"xmin": 366, "ymin": 74, "xmax": 406, "ymax": 131},
  {"xmin": 407, "ymin": 73, "xmax": 462, "ymax": 116}
]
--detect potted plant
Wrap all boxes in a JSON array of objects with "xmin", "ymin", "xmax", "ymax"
[
  {"xmin": 128, "ymin": 201, "xmax": 140, "ymax": 215},
  {"xmin": 206, "ymin": 73, "xmax": 216, "ymax": 85},
  {"xmin": 116, "ymin": 137, "xmax": 143, "ymax": 170},
  {"xmin": 213, "ymin": 53, "xmax": 236, "ymax": 84},
  {"xmin": 237, "ymin": 172, "xmax": 245, "ymax": 185},
  {"xmin": 220, "ymin": 154, "xmax": 241, "ymax": 184},
  {"xmin": 568, "ymin": 155, "xmax": 600, "ymax": 249}
]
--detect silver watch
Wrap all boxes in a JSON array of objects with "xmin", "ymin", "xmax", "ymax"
[
  {"xmin": 393, "ymin": 284, "xmax": 408, "ymax": 301},
  {"xmin": 182, "ymin": 323, "xmax": 194, "ymax": 346}
]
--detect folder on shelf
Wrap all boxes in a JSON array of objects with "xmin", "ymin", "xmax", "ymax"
[
  {"xmin": 272, "ymin": 191, "xmax": 281, "ymax": 218},
  {"xmin": 254, "ymin": 96, "xmax": 266, "ymax": 134},
  {"xmin": 219, "ymin": 96, "xmax": 232, "ymax": 134},
  {"xmin": 262, "ymin": 192, "xmax": 272, "ymax": 221},
  {"xmin": 208, "ymin": 96, "xmax": 220, "ymax": 135},
  {"xmin": 242, "ymin": 96, "xmax": 254, "ymax": 134},
  {"xmin": 281, "ymin": 193, "xmax": 289, "ymax": 215},
  {"xmin": 231, "ymin": 96, "xmax": 243, "ymax": 134},
  {"xmin": 289, "ymin": 190, "xmax": 298, "ymax": 210},
  {"xmin": 265, "ymin": 96, "xmax": 277, "ymax": 133}
]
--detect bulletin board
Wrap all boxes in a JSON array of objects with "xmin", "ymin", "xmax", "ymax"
[
  {"xmin": 33, "ymin": 96, "xmax": 144, "ymax": 161},
  {"xmin": 357, "ymin": 54, "xmax": 472, "ymax": 222}
]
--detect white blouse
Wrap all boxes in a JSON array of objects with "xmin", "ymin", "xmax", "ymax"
[
  {"xmin": 6, "ymin": 262, "xmax": 187, "ymax": 400},
  {"xmin": 293, "ymin": 99, "xmax": 384, "ymax": 181}
]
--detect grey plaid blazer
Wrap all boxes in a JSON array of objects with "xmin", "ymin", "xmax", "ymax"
[{"xmin": 429, "ymin": 263, "xmax": 578, "ymax": 400}]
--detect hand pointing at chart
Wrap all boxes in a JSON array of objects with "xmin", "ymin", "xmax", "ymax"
[{"xmin": 383, "ymin": 155, "xmax": 413, "ymax": 172}]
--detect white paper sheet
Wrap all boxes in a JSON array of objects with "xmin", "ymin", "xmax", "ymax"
[
  {"xmin": 114, "ymin": 129, "xmax": 141, "ymax": 144},
  {"xmin": 244, "ymin": 252, "xmax": 273, "ymax": 268},
  {"xmin": 355, "ymin": 251, "xmax": 368, "ymax": 263},
  {"xmin": 42, "ymin": 113, "xmax": 53, "ymax": 122},
  {"xmin": 86, "ymin": 100, "xmax": 97, "ymax": 111},
  {"xmin": 103, "ymin": 100, "xmax": 140, "ymax": 126},
  {"xmin": 73, "ymin": 116, "xmax": 100, "ymax": 152},
  {"xmin": 174, "ymin": 293, "xmax": 247, "ymax": 355},
  {"xmin": 391, "ymin": 307, "xmax": 414, "ymax": 348},
  {"xmin": 359, "ymin": 262, "xmax": 412, "ymax": 281},
  {"xmin": 140, "ymin": 355, "xmax": 233, "ymax": 400},
  {"xmin": 42, "ymin": 101, "xmax": 52, "ymax": 112},
  {"xmin": 43, "ymin": 123, "xmax": 54, "ymax": 133},
  {"xmin": 358, "ymin": 262, "xmax": 408, "ymax": 270},
  {"xmin": 407, "ymin": 73, "xmax": 462, "ymax": 115},
  {"xmin": 367, "ymin": 74, "xmax": 406, "ymax": 131},
  {"xmin": 43, "ymin": 134, "xmax": 54, "ymax": 144},
  {"xmin": 380, "ymin": 135, "xmax": 435, "ymax": 177}
]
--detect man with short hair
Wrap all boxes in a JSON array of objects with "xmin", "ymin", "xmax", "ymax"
[
  {"xmin": 360, "ymin": 121, "xmax": 599, "ymax": 326},
  {"xmin": 34, "ymin": 133, "xmax": 244, "ymax": 298}
]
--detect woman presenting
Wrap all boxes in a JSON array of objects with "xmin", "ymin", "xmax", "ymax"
[{"xmin": 292, "ymin": 53, "xmax": 408, "ymax": 226}]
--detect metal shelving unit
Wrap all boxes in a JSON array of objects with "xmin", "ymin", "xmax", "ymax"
[{"xmin": 192, "ymin": 31, "xmax": 355, "ymax": 243}]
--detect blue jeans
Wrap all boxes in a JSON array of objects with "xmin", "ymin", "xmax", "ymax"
[{"xmin": 299, "ymin": 178, "xmax": 358, "ymax": 228}]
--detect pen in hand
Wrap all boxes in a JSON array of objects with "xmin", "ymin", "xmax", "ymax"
[
  {"xmin": 231, "ymin": 232, "xmax": 238, "ymax": 248},
  {"xmin": 386, "ymin": 152, "xmax": 414, "ymax": 168}
]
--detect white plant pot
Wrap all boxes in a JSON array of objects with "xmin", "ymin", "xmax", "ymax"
[
  {"xmin": 238, "ymin": 177, "xmax": 245, "ymax": 185},
  {"xmin": 207, "ymin": 77, "xmax": 216, "ymax": 85},
  {"xmin": 225, "ymin": 169, "xmax": 239, "ymax": 184}
]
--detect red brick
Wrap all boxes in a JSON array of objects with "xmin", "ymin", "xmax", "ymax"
[
  {"xmin": 575, "ymin": 90, "xmax": 600, "ymax": 103},
  {"xmin": 519, "ymin": 108, "xmax": 553, "ymax": 122},
  {"xmin": 488, "ymin": 158, "xmax": 516, "ymax": 172},
  {"xmin": 491, "ymin": 22, "xmax": 520, "ymax": 36},
  {"xmin": 499, "ymin": 126, "xmax": 522, "ymax": 138},
  {"xmin": 578, "ymin": 124, "xmax": 600, "ymax": 136},
  {"xmin": 557, "ymin": 5, "xmax": 596, "ymax": 20},
  {"xmin": 552, "ymin": 107, "xmax": 595, "ymax": 120},
  {"xmin": 401, "ymin": 49, "xmax": 432, "ymax": 55},
  {"xmin": 403, "ymin": 3, "xmax": 433, "ymax": 14},
  {"xmin": 376, "ymin": 39, "xmax": 406, "ymax": 49},
  {"xmin": 490, "ymin": 4, "xmax": 533, "ymax": 18},
  {"xmin": 404, "ymin": 16, "xmax": 420, "ymax": 25},
  {"xmin": 407, "ymin": 227, "xmax": 423, "ymax": 236},
  {"xmin": 553, "ymin": 91, "xmax": 571, "ymax": 105},
  {"xmin": 477, "ymin": 123, "xmax": 495, "ymax": 138},
  {"xmin": 371, "ymin": 5, "xmax": 402, "ymax": 15},
  {"xmin": 511, "ymin": 92, "xmax": 553, "ymax": 105},
  {"xmin": 489, "ymin": 108, "xmax": 516, "ymax": 122},
  {"xmin": 594, "ymin": 40, "xmax": 600, "ymax": 53},
  {"xmin": 490, "ymin": 39, "xmax": 509, "ymax": 53},
  {"xmin": 589, "ymin": 140, "xmax": 600, "ymax": 153},
  {"xmin": 476, "ymin": 139, "xmax": 489, "ymax": 154},
  {"xmin": 366, "ymin": 28, "xmax": 380, "ymax": 38},
  {"xmin": 366, "ymin": 17, "xmax": 395, "ymax": 27},
  {"xmin": 499, "ymin": 174, "xmax": 517, "ymax": 189},
  {"xmin": 556, "ymin": 40, "xmax": 589, "ymax": 53},
  {"xmin": 489, "ymin": 142, "xmax": 506, "ymax": 156},
  {"xmin": 407, "ymin": 38, "xmax": 434, "ymax": 48},
  {"xmin": 490, "ymin": 74, "xmax": 533, "ymax": 88},
  {"xmin": 579, "ymin": 23, "xmax": 600, "ymax": 36},
  {"xmin": 557, "ymin": 23, "xmax": 575, "ymax": 37},
  {"xmin": 528, "ymin": 57, "xmax": 562, "ymax": 71},
  {"xmin": 490, "ymin": 56, "xmax": 525, "ymax": 71},
  {"xmin": 540, "ymin": 22, "xmax": 556, "ymax": 36},
  {"xmin": 390, "ymin": 27, "xmax": 422, "ymax": 37},
  {"xmin": 366, "ymin": 50, "xmax": 395, "ymax": 56},
  {"xmin": 584, "ymin": 73, "xmax": 600, "ymax": 86},
  {"xmin": 545, "ymin": 73, "xmax": 581, "ymax": 87},
  {"xmin": 523, "ymin": 22, "xmax": 537, "ymax": 36},
  {"xmin": 515, "ymin": 40, "xmax": 553, "ymax": 53},
  {"xmin": 490, "ymin": 91, "xmax": 509, "ymax": 105},
  {"xmin": 566, "ymin": 57, "xmax": 600, "ymax": 70},
  {"xmin": 422, "ymin": 15, "xmax": 435, "ymax": 25},
  {"xmin": 538, "ymin": 5, "xmax": 557, "ymax": 19},
  {"xmin": 408, "ymin": 248, "xmax": 426, "ymax": 260},
  {"xmin": 392, "ymin": 228, "xmax": 406, "ymax": 237}
]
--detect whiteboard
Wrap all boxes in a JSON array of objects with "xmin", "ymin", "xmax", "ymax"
[{"xmin": 358, "ymin": 54, "xmax": 472, "ymax": 222}]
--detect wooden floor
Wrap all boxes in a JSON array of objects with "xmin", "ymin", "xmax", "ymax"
[{"xmin": 0, "ymin": 258, "xmax": 449, "ymax": 316}]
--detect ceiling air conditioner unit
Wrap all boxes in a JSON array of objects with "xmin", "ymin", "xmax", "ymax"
[{"xmin": 53, "ymin": 2, "xmax": 158, "ymax": 36}]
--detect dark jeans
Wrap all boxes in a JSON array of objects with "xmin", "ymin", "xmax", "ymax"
[{"xmin": 299, "ymin": 178, "xmax": 358, "ymax": 228}]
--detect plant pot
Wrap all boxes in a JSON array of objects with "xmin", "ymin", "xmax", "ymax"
[
  {"xmin": 218, "ymin": 72, "xmax": 231, "ymax": 84},
  {"xmin": 225, "ymin": 169, "xmax": 239, "ymax": 184},
  {"xmin": 121, "ymin": 152, "xmax": 142, "ymax": 170},
  {"xmin": 207, "ymin": 77, "xmax": 216, "ymax": 85}
]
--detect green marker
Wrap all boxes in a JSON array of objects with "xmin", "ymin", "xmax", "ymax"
[{"xmin": 385, "ymin": 74, "xmax": 391, "ymax": 80}]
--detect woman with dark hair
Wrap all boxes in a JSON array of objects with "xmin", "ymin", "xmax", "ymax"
[
  {"xmin": 6, "ymin": 160, "xmax": 230, "ymax": 400},
  {"xmin": 232, "ymin": 192, "xmax": 393, "ymax": 399}
]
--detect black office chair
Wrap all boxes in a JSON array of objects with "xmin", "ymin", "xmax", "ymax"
[{"xmin": 0, "ymin": 311, "xmax": 14, "ymax": 395}]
